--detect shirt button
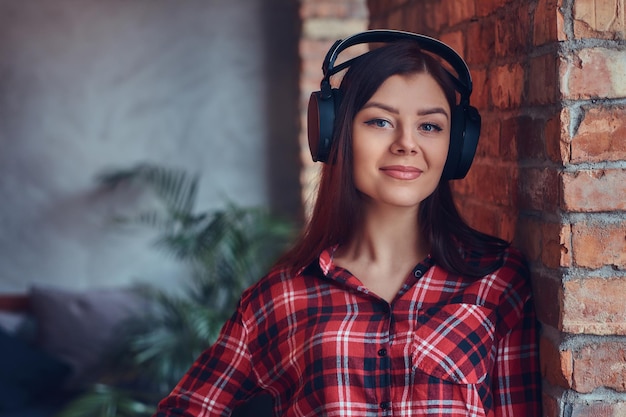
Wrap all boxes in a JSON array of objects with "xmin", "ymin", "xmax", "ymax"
[
  {"xmin": 414, "ymin": 268, "xmax": 423, "ymax": 278},
  {"xmin": 380, "ymin": 401, "xmax": 391, "ymax": 410},
  {"xmin": 377, "ymin": 348, "xmax": 387, "ymax": 357}
]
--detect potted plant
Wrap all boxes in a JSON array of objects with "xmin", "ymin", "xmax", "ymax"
[{"xmin": 57, "ymin": 164, "xmax": 294, "ymax": 417}]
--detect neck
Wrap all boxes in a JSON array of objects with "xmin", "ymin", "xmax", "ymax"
[{"xmin": 337, "ymin": 205, "xmax": 428, "ymax": 267}]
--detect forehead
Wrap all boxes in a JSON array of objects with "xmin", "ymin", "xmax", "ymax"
[{"xmin": 366, "ymin": 73, "xmax": 451, "ymax": 113}]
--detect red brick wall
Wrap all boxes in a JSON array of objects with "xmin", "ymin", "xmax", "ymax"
[
  {"xmin": 366, "ymin": 0, "xmax": 626, "ymax": 416},
  {"xmin": 299, "ymin": 0, "xmax": 626, "ymax": 416}
]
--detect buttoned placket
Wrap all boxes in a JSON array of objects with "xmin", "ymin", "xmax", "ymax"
[
  {"xmin": 379, "ymin": 262, "xmax": 429, "ymax": 415},
  {"xmin": 325, "ymin": 256, "xmax": 432, "ymax": 416},
  {"xmin": 376, "ymin": 300, "xmax": 393, "ymax": 415},
  {"xmin": 367, "ymin": 264, "xmax": 428, "ymax": 417}
]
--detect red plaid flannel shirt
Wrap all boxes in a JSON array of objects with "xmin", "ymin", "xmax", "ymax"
[{"xmin": 154, "ymin": 246, "xmax": 541, "ymax": 417}]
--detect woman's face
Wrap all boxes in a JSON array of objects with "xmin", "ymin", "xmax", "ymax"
[{"xmin": 351, "ymin": 72, "xmax": 451, "ymax": 211}]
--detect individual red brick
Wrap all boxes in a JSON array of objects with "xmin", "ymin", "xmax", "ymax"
[
  {"xmin": 541, "ymin": 222, "xmax": 572, "ymax": 268},
  {"xmin": 497, "ymin": 209, "xmax": 517, "ymax": 242},
  {"xmin": 514, "ymin": 216, "xmax": 543, "ymax": 263},
  {"xmin": 518, "ymin": 167, "xmax": 560, "ymax": 211},
  {"xmin": 557, "ymin": 107, "xmax": 573, "ymax": 162},
  {"xmin": 300, "ymin": 2, "xmax": 357, "ymax": 19},
  {"xmin": 465, "ymin": 20, "xmax": 496, "ymax": 65},
  {"xmin": 571, "ymin": 219, "xmax": 626, "ymax": 269},
  {"xmin": 563, "ymin": 277, "xmax": 626, "ymax": 335},
  {"xmin": 475, "ymin": 0, "xmax": 510, "ymax": 17},
  {"xmin": 528, "ymin": 54, "xmax": 559, "ymax": 105},
  {"xmin": 470, "ymin": 68, "xmax": 489, "ymax": 109},
  {"xmin": 560, "ymin": 223, "xmax": 573, "ymax": 267},
  {"xmin": 472, "ymin": 114, "xmax": 500, "ymax": 158},
  {"xmin": 450, "ymin": 167, "xmax": 475, "ymax": 197},
  {"xmin": 561, "ymin": 48, "xmax": 626, "ymax": 100},
  {"xmin": 573, "ymin": 0, "xmax": 626, "ymax": 39},
  {"xmin": 570, "ymin": 401, "xmax": 626, "ymax": 417},
  {"xmin": 404, "ymin": 2, "xmax": 431, "ymax": 34},
  {"xmin": 571, "ymin": 106, "xmax": 626, "ymax": 163},
  {"xmin": 495, "ymin": 2, "xmax": 530, "ymax": 56},
  {"xmin": 490, "ymin": 63, "xmax": 525, "ymax": 109},
  {"xmin": 461, "ymin": 201, "xmax": 516, "ymax": 241},
  {"xmin": 540, "ymin": 336, "xmax": 573, "ymax": 388},
  {"xmin": 466, "ymin": 205, "xmax": 497, "ymax": 237},
  {"xmin": 446, "ymin": 0, "xmax": 476, "ymax": 26},
  {"xmin": 505, "ymin": 115, "xmax": 545, "ymax": 160},
  {"xmin": 534, "ymin": 0, "xmax": 561, "ymax": 45},
  {"xmin": 530, "ymin": 271, "xmax": 562, "ymax": 329},
  {"xmin": 453, "ymin": 197, "xmax": 497, "ymax": 237},
  {"xmin": 572, "ymin": 341, "xmax": 626, "ymax": 393},
  {"xmin": 470, "ymin": 163, "xmax": 518, "ymax": 206},
  {"xmin": 545, "ymin": 110, "xmax": 566, "ymax": 164},
  {"xmin": 562, "ymin": 169, "xmax": 626, "ymax": 212},
  {"xmin": 499, "ymin": 116, "xmax": 524, "ymax": 161},
  {"xmin": 556, "ymin": 0, "xmax": 568, "ymax": 41},
  {"xmin": 387, "ymin": 7, "xmax": 405, "ymax": 29},
  {"xmin": 420, "ymin": 0, "xmax": 448, "ymax": 33},
  {"xmin": 464, "ymin": 19, "xmax": 495, "ymax": 67},
  {"xmin": 399, "ymin": 6, "xmax": 417, "ymax": 31},
  {"xmin": 365, "ymin": 0, "xmax": 383, "ymax": 18}
]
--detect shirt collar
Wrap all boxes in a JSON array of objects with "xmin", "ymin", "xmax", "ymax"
[{"xmin": 318, "ymin": 245, "xmax": 434, "ymax": 280}]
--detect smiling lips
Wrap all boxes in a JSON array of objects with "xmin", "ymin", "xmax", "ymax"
[{"xmin": 380, "ymin": 165, "xmax": 423, "ymax": 180}]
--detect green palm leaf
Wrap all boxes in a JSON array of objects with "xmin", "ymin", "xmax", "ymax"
[
  {"xmin": 57, "ymin": 164, "xmax": 295, "ymax": 417},
  {"xmin": 56, "ymin": 385, "xmax": 154, "ymax": 417}
]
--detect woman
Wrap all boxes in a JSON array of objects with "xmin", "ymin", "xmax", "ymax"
[{"xmin": 154, "ymin": 31, "xmax": 541, "ymax": 417}]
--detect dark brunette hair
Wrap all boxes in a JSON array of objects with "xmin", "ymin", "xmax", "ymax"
[{"xmin": 278, "ymin": 41, "xmax": 508, "ymax": 277}]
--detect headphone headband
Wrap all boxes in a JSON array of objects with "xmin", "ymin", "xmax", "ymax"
[{"xmin": 321, "ymin": 30, "xmax": 473, "ymax": 99}]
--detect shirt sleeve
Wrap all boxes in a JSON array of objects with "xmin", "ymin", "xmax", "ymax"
[
  {"xmin": 492, "ymin": 253, "xmax": 542, "ymax": 417},
  {"xmin": 153, "ymin": 300, "xmax": 259, "ymax": 417}
]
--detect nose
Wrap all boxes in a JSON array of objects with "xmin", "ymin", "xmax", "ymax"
[{"xmin": 390, "ymin": 126, "xmax": 418, "ymax": 155}]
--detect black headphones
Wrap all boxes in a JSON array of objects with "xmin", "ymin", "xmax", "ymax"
[{"xmin": 307, "ymin": 29, "xmax": 481, "ymax": 180}]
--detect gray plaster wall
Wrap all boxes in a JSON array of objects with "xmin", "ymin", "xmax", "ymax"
[{"xmin": 0, "ymin": 0, "xmax": 301, "ymax": 292}]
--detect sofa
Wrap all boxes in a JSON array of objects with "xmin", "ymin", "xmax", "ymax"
[
  {"xmin": 0, "ymin": 287, "xmax": 274, "ymax": 417},
  {"xmin": 0, "ymin": 286, "xmax": 148, "ymax": 417}
]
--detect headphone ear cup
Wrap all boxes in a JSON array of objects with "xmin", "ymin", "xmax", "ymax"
[
  {"xmin": 307, "ymin": 88, "xmax": 341, "ymax": 163},
  {"xmin": 442, "ymin": 104, "xmax": 481, "ymax": 180},
  {"xmin": 454, "ymin": 105, "xmax": 481, "ymax": 179}
]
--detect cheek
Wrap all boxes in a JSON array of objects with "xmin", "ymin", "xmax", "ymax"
[
  {"xmin": 438, "ymin": 134, "xmax": 452, "ymax": 165},
  {"xmin": 425, "ymin": 141, "xmax": 450, "ymax": 171},
  {"xmin": 439, "ymin": 142, "xmax": 451, "ymax": 166},
  {"xmin": 351, "ymin": 135, "xmax": 375, "ymax": 171},
  {"xmin": 351, "ymin": 146, "xmax": 377, "ymax": 192},
  {"xmin": 351, "ymin": 154, "xmax": 369, "ymax": 189}
]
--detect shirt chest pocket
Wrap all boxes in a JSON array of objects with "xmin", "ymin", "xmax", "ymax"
[{"xmin": 411, "ymin": 303, "xmax": 496, "ymax": 385}]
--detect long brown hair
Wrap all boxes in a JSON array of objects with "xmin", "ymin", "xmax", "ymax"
[{"xmin": 277, "ymin": 41, "xmax": 508, "ymax": 277}]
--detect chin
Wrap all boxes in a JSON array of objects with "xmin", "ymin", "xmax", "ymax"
[{"xmin": 378, "ymin": 194, "xmax": 430, "ymax": 209}]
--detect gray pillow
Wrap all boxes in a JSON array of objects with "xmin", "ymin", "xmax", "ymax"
[{"xmin": 30, "ymin": 285, "xmax": 147, "ymax": 390}]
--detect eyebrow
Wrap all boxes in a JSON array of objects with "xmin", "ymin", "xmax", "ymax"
[{"xmin": 361, "ymin": 102, "xmax": 450, "ymax": 120}]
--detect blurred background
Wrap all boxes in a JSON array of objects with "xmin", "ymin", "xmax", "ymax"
[
  {"xmin": 0, "ymin": 3, "xmax": 367, "ymax": 416},
  {"xmin": 0, "ymin": 0, "xmax": 302, "ymax": 293}
]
